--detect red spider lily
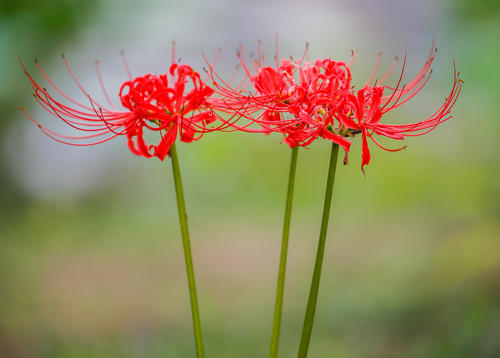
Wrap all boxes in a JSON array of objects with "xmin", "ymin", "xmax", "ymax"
[
  {"xmin": 20, "ymin": 48, "xmax": 216, "ymax": 161},
  {"xmin": 205, "ymin": 42, "xmax": 354, "ymax": 152},
  {"xmin": 207, "ymin": 41, "xmax": 462, "ymax": 171},
  {"xmin": 335, "ymin": 42, "xmax": 463, "ymax": 171}
]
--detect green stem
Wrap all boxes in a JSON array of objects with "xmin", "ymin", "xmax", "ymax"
[
  {"xmin": 297, "ymin": 143, "xmax": 340, "ymax": 358},
  {"xmin": 269, "ymin": 146, "xmax": 299, "ymax": 358},
  {"xmin": 170, "ymin": 143, "xmax": 204, "ymax": 358}
]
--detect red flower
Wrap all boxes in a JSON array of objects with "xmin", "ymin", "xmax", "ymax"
[
  {"xmin": 335, "ymin": 43, "xmax": 463, "ymax": 171},
  {"xmin": 207, "ymin": 41, "xmax": 462, "ymax": 171},
  {"xmin": 206, "ymin": 42, "xmax": 354, "ymax": 152},
  {"xmin": 20, "ymin": 49, "xmax": 215, "ymax": 160}
]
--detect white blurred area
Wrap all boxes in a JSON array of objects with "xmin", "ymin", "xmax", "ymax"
[{"xmin": 5, "ymin": 0, "xmax": 451, "ymax": 199}]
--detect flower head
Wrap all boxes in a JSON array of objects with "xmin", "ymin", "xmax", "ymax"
[
  {"xmin": 335, "ymin": 43, "xmax": 463, "ymax": 170},
  {"xmin": 207, "ymin": 41, "xmax": 462, "ymax": 171},
  {"xmin": 20, "ymin": 46, "xmax": 215, "ymax": 161},
  {"xmin": 206, "ymin": 42, "xmax": 353, "ymax": 151}
]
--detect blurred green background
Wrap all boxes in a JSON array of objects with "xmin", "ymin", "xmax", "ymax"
[{"xmin": 1, "ymin": 0, "xmax": 499, "ymax": 357}]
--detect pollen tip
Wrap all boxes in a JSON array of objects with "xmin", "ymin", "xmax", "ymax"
[
  {"xmin": 94, "ymin": 59, "xmax": 99, "ymax": 64},
  {"xmin": 61, "ymin": 53, "xmax": 65, "ymax": 58},
  {"xmin": 395, "ymin": 56, "xmax": 399, "ymax": 61},
  {"xmin": 19, "ymin": 105, "xmax": 24, "ymax": 110},
  {"xmin": 120, "ymin": 50, "xmax": 125, "ymax": 55},
  {"xmin": 378, "ymin": 51, "xmax": 383, "ymax": 56},
  {"xmin": 172, "ymin": 40, "xmax": 176, "ymax": 46},
  {"xmin": 34, "ymin": 58, "xmax": 39, "ymax": 64}
]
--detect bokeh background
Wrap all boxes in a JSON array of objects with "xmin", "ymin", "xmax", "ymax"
[{"xmin": 1, "ymin": 0, "xmax": 499, "ymax": 357}]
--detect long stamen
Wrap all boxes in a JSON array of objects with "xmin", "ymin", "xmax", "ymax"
[
  {"xmin": 275, "ymin": 33, "xmax": 280, "ymax": 68},
  {"xmin": 61, "ymin": 54, "xmax": 110, "ymax": 112},
  {"xmin": 95, "ymin": 60, "xmax": 118, "ymax": 111},
  {"xmin": 365, "ymin": 51, "xmax": 382, "ymax": 87},
  {"xmin": 378, "ymin": 56, "xmax": 398, "ymax": 85},
  {"xmin": 171, "ymin": 40, "xmax": 176, "ymax": 67},
  {"xmin": 120, "ymin": 50, "xmax": 133, "ymax": 80},
  {"xmin": 347, "ymin": 49, "xmax": 359, "ymax": 69}
]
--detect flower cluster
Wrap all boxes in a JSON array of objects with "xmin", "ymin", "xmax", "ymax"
[
  {"xmin": 21, "ymin": 41, "xmax": 462, "ymax": 169},
  {"xmin": 207, "ymin": 41, "xmax": 462, "ymax": 170},
  {"xmin": 208, "ymin": 44, "xmax": 354, "ymax": 151}
]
